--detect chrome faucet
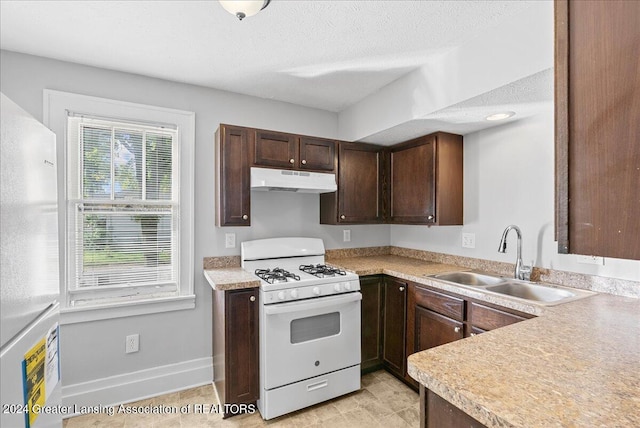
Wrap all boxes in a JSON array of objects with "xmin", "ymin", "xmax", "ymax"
[{"xmin": 498, "ymin": 225, "xmax": 532, "ymax": 281}]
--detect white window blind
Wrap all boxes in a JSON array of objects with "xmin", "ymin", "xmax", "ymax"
[{"xmin": 67, "ymin": 116, "xmax": 180, "ymax": 305}]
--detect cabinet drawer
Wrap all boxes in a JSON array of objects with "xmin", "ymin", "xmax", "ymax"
[
  {"xmin": 413, "ymin": 286, "xmax": 463, "ymax": 322},
  {"xmin": 469, "ymin": 302, "xmax": 527, "ymax": 331}
]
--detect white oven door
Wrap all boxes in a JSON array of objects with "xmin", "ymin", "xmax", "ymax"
[{"xmin": 262, "ymin": 292, "xmax": 361, "ymax": 390}]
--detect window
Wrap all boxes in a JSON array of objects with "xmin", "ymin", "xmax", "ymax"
[
  {"xmin": 67, "ymin": 116, "xmax": 178, "ymax": 303},
  {"xmin": 44, "ymin": 90, "xmax": 195, "ymax": 322}
]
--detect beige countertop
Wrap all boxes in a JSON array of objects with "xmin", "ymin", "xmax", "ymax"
[
  {"xmin": 327, "ymin": 255, "xmax": 547, "ymax": 316},
  {"xmin": 406, "ymin": 293, "xmax": 640, "ymax": 427},
  {"xmin": 204, "ymin": 254, "xmax": 640, "ymax": 426},
  {"xmin": 203, "ymin": 268, "xmax": 259, "ymax": 291},
  {"xmin": 327, "ymin": 255, "xmax": 640, "ymax": 427}
]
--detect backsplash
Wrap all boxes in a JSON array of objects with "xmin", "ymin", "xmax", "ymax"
[{"xmin": 203, "ymin": 256, "xmax": 241, "ymax": 270}]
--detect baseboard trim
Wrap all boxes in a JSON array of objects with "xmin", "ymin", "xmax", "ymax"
[{"xmin": 62, "ymin": 357, "xmax": 212, "ymax": 416}]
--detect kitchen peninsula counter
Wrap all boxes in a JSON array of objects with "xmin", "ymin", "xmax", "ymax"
[{"xmin": 327, "ymin": 254, "xmax": 640, "ymax": 427}]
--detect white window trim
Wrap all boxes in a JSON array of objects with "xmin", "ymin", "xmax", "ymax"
[{"xmin": 43, "ymin": 89, "xmax": 195, "ymax": 324}]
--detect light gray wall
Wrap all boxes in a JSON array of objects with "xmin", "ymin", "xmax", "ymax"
[
  {"xmin": 0, "ymin": 50, "xmax": 387, "ymax": 387},
  {"xmin": 391, "ymin": 106, "xmax": 640, "ymax": 282},
  {"xmin": 3, "ymin": 48, "xmax": 637, "ymax": 394}
]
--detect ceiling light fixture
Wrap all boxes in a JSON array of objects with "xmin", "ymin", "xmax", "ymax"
[
  {"xmin": 219, "ymin": 0, "xmax": 271, "ymax": 21},
  {"xmin": 485, "ymin": 111, "xmax": 516, "ymax": 121}
]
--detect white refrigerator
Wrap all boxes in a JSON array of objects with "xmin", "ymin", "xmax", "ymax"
[{"xmin": 1, "ymin": 93, "xmax": 62, "ymax": 428}]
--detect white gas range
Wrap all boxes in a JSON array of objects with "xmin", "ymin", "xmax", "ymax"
[{"xmin": 241, "ymin": 237, "xmax": 362, "ymax": 420}]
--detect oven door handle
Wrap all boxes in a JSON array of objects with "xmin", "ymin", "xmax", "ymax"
[{"xmin": 263, "ymin": 292, "xmax": 362, "ymax": 315}]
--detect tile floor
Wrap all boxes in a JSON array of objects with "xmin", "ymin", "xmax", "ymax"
[{"xmin": 62, "ymin": 370, "xmax": 419, "ymax": 427}]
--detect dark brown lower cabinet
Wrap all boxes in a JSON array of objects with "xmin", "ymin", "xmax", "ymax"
[
  {"xmin": 382, "ymin": 277, "xmax": 407, "ymax": 378},
  {"xmin": 468, "ymin": 301, "xmax": 529, "ymax": 333},
  {"xmin": 421, "ymin": 386, "xmax": 487, "ymax": 428},
  {"xmin": 212, "ymin": 288, "xmax": 259, "ymax": 418},
  {"xmin": 364, "ymin": 277, "xmax": 535, "ymax": 394},
  {"xmin": 360, "ymin": 275, "xmax": 384, "ymax": 373},
  {"xmin": 414, "ymin": 306, "xmax": 464, "ymax": 351},
  {"xmin": 408, "ymin": 284, "xmax": 464, "ymax": 356}
]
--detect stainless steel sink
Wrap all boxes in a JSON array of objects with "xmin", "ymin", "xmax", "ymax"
[
  {"xmin": 429, "ymin": 271, "xmax": 505, "ymax": 286},
  {"xmin": 427, "ymin": 271, "xmax": 595, "ymax": 306},
  {"xmin": 484, "ymin": 281, "xmax": 577, "ymax": 303}
]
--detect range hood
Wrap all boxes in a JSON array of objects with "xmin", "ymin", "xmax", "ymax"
[{"xmin": 251, "ymin": 167, "xmax": 337, "ymax": 193}]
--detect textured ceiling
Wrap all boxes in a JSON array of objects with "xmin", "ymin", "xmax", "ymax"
[
  {"xmin": 361, "ymin": 68, "xmax": 554, "ymax": 144},
  {"xmin": 1, "ymin": 0, "xmax": 542, "ymax": 113}
]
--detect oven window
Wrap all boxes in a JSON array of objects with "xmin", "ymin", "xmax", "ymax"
[{"xmin": 290, "ymin": 312, "xmax": 340, "ymax": 344}]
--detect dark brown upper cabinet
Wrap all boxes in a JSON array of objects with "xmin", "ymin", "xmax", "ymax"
[
  {"xmin": 320, "ymin": 142, "xmax": 385, "ymax": 224},
  {"xmin": 253, "ymin": 129, "xmax": 336, "ymax": 172},
  {"xmin": 216, "ymin": 124, "xmax": 463, "ymax": 228},
  {"xmin": 555, "ymin": 0, "xmax": 640, "ymax": 260},
  {"xmin": 299, "ymin": 136, "xmax": 336, "ymax": 171},
  {"xmin": 389, "ymin": 132, "xmax": 463, "ymax": 225},
  {"xmin": 215, "ymin": 124, "xmax": 251, "ymax": 227}
]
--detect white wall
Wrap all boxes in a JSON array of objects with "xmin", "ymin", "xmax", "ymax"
[
  {"xmin": 338, "ymin": 1, "xmax": 553, "ymax": 142},
  {"xmin": 391, "ymin": 106, "xmax": 640, "ymax": 282},
  {"xmin": 0, "ymin": 50, "xmax": 387, "ymax": 399}
]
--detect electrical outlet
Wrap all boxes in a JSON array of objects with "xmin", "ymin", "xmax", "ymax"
[
  {"xmin": 462, "ymin": 233, "xmax": 476, "ymax": 249},
  {"xmin": 225, "ymin": 233, "xmax": 236, "ymax": 249},
  {"xmin": 577, "ymin": 255, "xmax": 604, "ymax": 265},
  {"xmin": 343, "ymin": 229, "xmax": 351, "ymax": 242},
  {"xmin": 126, "ymin": 334, "xmax": 139, "ymax": 354}
]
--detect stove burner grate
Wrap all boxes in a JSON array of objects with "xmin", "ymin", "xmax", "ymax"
[
  {"xmin": 255, "ymin": 268, "xmax": 301, "ymax": 284},
  {"xmin": 299, "ymin": 264, "xmax": 347, "ymax": 278}
]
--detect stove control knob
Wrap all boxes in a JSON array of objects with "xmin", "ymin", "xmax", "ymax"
[
  {"xmin": 344, "ymin": 282, "xmax": 351, "ymax": 291},
  {"xmin": 278, "ymin": 291, "xmax": 286, "ymax": 300},
  {"xmin": 313, "ymin": 287, "xmax": 321, "ymax": 296},
  {"xmin": 290, "ymin": 289, "xmax": 298, "ymax": 299},
  {"xmin": 334, "ymin": 283, "xmax": 342, "ymax": 292}
]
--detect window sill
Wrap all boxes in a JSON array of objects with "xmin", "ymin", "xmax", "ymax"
[{"xmin": 60, "ymin": 295, "xmax": 196, "ymax": 324}]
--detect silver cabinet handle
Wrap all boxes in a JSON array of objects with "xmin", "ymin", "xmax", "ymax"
[
  {"xmin": 242, "ymin": 214, "xmax": 248, "ymax": 220},
  {"xmin": 289, "ymin": 158, "xmax": 295, "ymax": 164},
  {"xmin": 340, "ymin": 215, "xmax": 346, "ymax": 220},
  {"xmin": 454, "ymin": 326, "xmax": 461, "ymax": 333},
  {"xmin": 301, "ymin": 159, "xmax": 307, "ymax": 165},
  {"xmin": 399, "ymin": 286, "xmax": 405, "ymax": 292},
  {"xmin": 250, "ymin": 296, "xmax": 256, "ymax": 302},
  {"xmin": 427, "ymin": 215, "xmax": 434, "ymax": 220}
]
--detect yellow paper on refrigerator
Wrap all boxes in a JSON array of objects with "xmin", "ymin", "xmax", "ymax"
[{"xmin": 23, "ymin": 337, "xmax": 46, "ymax": 427}]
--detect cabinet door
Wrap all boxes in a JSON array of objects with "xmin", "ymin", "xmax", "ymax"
[
  {"xmin": 337, "ymin": 142, "xmax": 384, "ymax": 223},
  {"xmin": 226, "ymin": 289, "xmax": 259, "ymax": 405},
  {"xmin": 217, "ymin": 125, "xmax": 251, "ymax": 226},
  {"xmin": 555, "ymin": 0, "xmax": 640, "ymax": 259},
  {"xmin": 360, "ymin": 276, "xmax": 384, "ymax": 373},
  {"xmin": 414, "ymin": 306, "xmax": 463, "ymax": 352},
  {"xmin": 382, "ymin": 277, "xmax": 407, "ymax": 377},
  {"xmin": 390, "ymin": 136, "xmax": 436, "ymax": 224},
  {"xmin": 253, "ymin": 130, "xmax": 297, "ymax": 168},
  {"xmin": 299, "ymin": 137, "xmax": 335, "ymax": 171}
]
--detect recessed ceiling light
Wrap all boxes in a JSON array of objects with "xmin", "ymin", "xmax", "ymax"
[{"xmin": 485, "ymin": 111, "xmax": 516, "ymax": 121}]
